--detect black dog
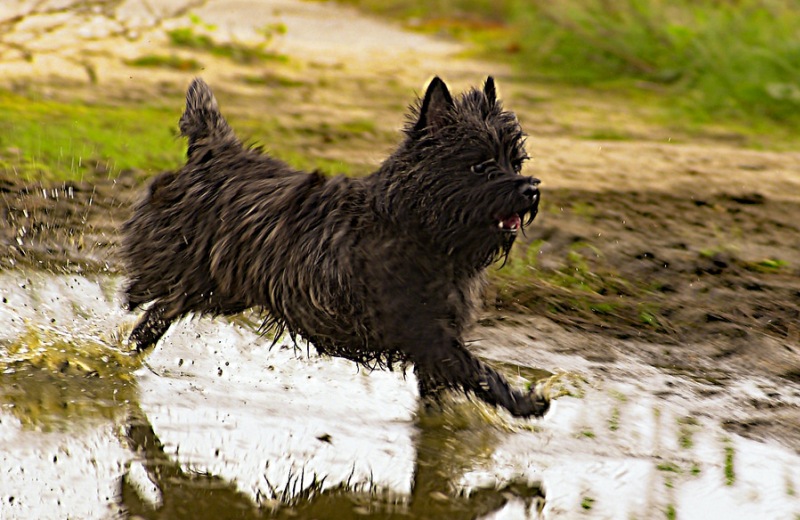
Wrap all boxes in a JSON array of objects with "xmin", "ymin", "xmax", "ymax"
[{"xmin": 122, "ymin": 77, "xmax": 548, "ymax": 418}]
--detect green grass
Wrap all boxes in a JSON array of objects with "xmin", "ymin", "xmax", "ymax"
[
  {"xmin": 678, "ymin": 415, "xmax": 699, "ymax": 449},
  {"xmin": 744, "ymin": 258, "xmax": 789, "ymax": 273},
  {"xmin": 639, "ymin": 305, "xmax": 663, "ymax": 329},
  {"xmin": 241, "ymin": 72, "xmax": 306, "ymax": 88},
  {"xmin": 580, "ymin": 496, "xmax": 595, "ymax": 510},
  {"xmin": 489, "ymin": 233, "xmax": 672, "ymax": 339},
  {"xmin": 0, "ymin": 90, "xmax": 183, "ymax": 182},
  {"xmin": 166, "ymin": 16, "xmax": 288, "ymax": 65},
  {"xmin": 515, "ymin": 1, "xmax": 800, "ymax": 125},
  {"xmin": 570, "ymin": 201, "xmax": 597, "ymax": 221},
  {"xmin": 657, "ymin": 462, "xmax": 681, "ymax": 473},
  {"xmin": 724, "ymin": 442, "xmax": 736, "ymax": 486},
  {"xmin": 547, "ymin": 243, "xmax": 611, "ymax": 293},
  {"xmin": 584, "ymin": 128, "xmax": 634, "ymax": 141},
  {"xmin": 608, "ymin": 406, "xmax": 620, "ymax": 431},
  {"xmin": 338, "ymin": 0, "xmax": 800, "ymax": 144},
  {"xmin": 125, "ymin": 54, "xmax": 203, "ymax": 71},
  {"xmin": 168, "ymin": 27, "xmax": 286, "ymax": 64},
  {"xmin": 589, "ymin": 302, "xmax": 618, "ymax": 315},
  {"xmin": 0, "ymin": 89, "xmax": 359, "ymax": 183}
]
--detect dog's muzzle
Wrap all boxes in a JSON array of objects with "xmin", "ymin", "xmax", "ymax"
[
  {"xmin": 495, "ymin": 177, "xmax": 541, "ymax": 233},
  {"xmin": 519, "ymin": 177, "xmax": 541, "ymax": 200},
  {"xmin": 520, "ymin": 177, "xmax": 540, "ymax": 226}
]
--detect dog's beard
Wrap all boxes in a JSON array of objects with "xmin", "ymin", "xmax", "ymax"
[
  {"xmin": 435, "ymin": 183, "xmax": 538, "ymax": 270},
  {"xmin": 496, "ymin": 231, "xmax": 517, "ymax": 267},
  {"xmin": 465, "ymin": 218, "xmax": 525, "ymax": 269},
  {"xmin": 491, "ymin": 190, "xmax": 539, "ymax": 267}
]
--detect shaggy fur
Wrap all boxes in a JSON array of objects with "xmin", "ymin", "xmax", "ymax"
[{"xmin": 122, "ymin": 77, "xmax": 548, "ymax": 418}]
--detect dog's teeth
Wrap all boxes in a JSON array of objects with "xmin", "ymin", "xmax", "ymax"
[{"xmin": 498, "ymin": 221, "xmax": 504, "ymax": 229}]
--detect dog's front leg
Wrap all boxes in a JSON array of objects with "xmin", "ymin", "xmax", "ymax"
[{"xmin": 411, "ymin": 335, "xmax": 549, "ymax": 418}]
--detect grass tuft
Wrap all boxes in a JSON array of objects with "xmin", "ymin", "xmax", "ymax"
[
  {"xmin": 657, "ymin": 462, "xmax": 681, "ymax": 473},
  {"xmin": 678, "ymin": 415, "xmax": 699, "ymax": 449},
  {"xmin": 744, "ymin": 258, "xmax": 789, "ymax": 273},
  {"xmin": 125, "ymin": 54, "xmax": 203, "ymax": 71},
  {"xmin": 724, "ymin": 441, "xmax": 736, "ymax": 486},
  {"xmin": 166, "ymin": 16, "xmax": 288, "ymax": 65}
]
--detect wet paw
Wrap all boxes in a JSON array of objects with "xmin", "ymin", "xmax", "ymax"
[{"xmin": 528, "ymin": 380, "xmax": 551, "ymax": 417}]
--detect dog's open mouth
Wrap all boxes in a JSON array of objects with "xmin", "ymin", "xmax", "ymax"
[{"xmin": 497, "ymin": 213, "xmax": 522, "ymax": 233}]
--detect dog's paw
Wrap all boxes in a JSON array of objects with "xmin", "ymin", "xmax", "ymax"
[
  {"xmin": 517, "ymin": 377, "xmax": 553, "ymax": 418},
  {"xmin": 528, "ymin": 380, "xmax": 551, "ymax": 417}
]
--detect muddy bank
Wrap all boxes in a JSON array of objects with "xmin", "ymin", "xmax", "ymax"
[
  {"xmin": 496, "ymin": 187, "xmax": 800, "ymax": 379},
  {"xmin": 0, "ymin": 170, "xmax": 136, "ymax": 273},
  {"xmin": 3, "ymin": 168, "xmax": 799, "ymax": 369}
]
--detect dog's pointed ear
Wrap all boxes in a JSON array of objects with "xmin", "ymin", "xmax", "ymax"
[
  {"xmin": 413, "ymin": 76, "xmax": 453, "ymax": 133},
  {"xmin": 484, "ymin": 76, "xmax": 497, "ymax": 105}
]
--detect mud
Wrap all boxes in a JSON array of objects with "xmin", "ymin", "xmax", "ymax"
[{"xmin": 1, "ymin": 1, "xmax": 799, "ymax": 519}]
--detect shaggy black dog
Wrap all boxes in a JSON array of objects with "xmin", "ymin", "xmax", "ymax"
[{"xmin": 122, "ymin": 77, "xmax": 549, "ymax": 418}]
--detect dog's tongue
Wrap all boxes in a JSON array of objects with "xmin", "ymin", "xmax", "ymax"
[{"xmin": 502, "ymin": 214, "xmax": 521, "ymax": 231}]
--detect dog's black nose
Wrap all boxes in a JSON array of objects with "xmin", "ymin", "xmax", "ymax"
[{"xmin": 519, "ymin": 177, "xmax": 540, "ymax": 200}]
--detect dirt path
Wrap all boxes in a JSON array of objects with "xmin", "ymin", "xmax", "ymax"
[
  {"xmin": 1, "ymin": 2, "xmax": 799, "ymax": 518},
  {"xmin": 0, "ymin": 0, "xmax": 480, "ymax": 92}
]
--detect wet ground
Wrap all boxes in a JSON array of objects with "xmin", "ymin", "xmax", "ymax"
[
  {"xmin": 1, "ymin": 1, "xmax": 800, "ymax": 519},
  {"xmin": 2, "ymin": 272, "xmax": 799, "ymax": 519}
]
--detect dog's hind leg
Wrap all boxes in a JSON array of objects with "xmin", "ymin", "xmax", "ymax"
[
  {"xmin": 414, "ymin": 365, "xmax": 448, "ymax": 412},
  {"xmin": 128, "ymin": 304, "xmax": 173, "ymax": 353}
]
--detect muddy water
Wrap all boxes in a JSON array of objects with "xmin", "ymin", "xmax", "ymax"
[{"xmin": 1, "ymin": 271, "xmax": 799, "ymax": 519}]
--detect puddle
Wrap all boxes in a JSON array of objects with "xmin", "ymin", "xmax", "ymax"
[{"xmin": 1, "ymin": 271, "xmax": 799, "ymax": 519}]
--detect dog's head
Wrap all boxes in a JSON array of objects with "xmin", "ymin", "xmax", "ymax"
[{"xmin": 383, "ymin": 77, "xmax": 540, "ymax": 269}]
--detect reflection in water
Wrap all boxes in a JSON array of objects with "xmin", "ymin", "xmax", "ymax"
[
  {"xmin": 0, "ymin": 361, "xmax": 136, "ymax": 518},
  {"xmin": 1, "ymin": 348, "xmax": 543, "ymax": 519},
  {"xmin": 121, "ymin": 409, "xmax": 266, "ymax": 519},
  {"xmin": 1, "ymin": 350, "xmax": 137, "ymax": 432},
  {"xmin": 120, "ymin": 405, "xmax": 546, "ymax": 519}
]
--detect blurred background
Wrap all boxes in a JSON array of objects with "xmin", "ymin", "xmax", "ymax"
[{"xmin": 344, "ymin": 0, "xmax": 800, "ymax": 144}]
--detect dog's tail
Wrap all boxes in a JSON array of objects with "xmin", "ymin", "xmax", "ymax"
[{"xmin": 179, "ymin": 78, "xmax": 239, "ymax": 159}]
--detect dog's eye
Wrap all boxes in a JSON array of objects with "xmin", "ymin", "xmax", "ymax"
[{"xmin": 471, "ymin": 160, "xmax": 494, "ymax": 175}]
